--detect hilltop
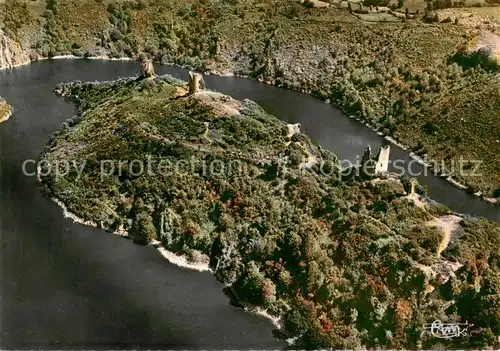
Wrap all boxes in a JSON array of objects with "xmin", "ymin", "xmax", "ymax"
[
  {"xmin": 1, "ymin": 0, "xmax": 499, "ymax": 200},
  {"xmin": 38, "ymin": 74, "xmax": 500, "ymax": 349}
]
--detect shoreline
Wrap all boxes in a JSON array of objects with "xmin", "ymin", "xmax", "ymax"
[
  {"xmin": 224, "ymin": 284, "xmax": 282, "ymax": 331},
  {"xmin": 25, "ymin": 62, "xmax": 496, "ymax": 345},
  {"xmin": 3, "ymin": 55, "xmax": 497, "ymax": 205}
]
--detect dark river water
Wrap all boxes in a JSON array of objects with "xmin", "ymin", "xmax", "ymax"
[{"xmin": 0, "ymin": 59, "xmax": 498, "ymax": 349}]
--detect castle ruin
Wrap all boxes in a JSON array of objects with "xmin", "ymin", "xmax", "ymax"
[{"xmin": 140, "ymin": 56, "xmax": 155, "ymax": 79}]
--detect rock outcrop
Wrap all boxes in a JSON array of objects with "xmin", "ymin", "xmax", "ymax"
[
  {"xmin": 415, "ymin": 259, "xmax": 463, "ymax": 295},
  {"xmin": 286, "ymin": 123, "xmax": 301, "ymax": 139},
  {"xmin": 188, "ymin": 71, "xmax": 205, "ymax": 94},
  {"xmin": 284, "ymin": 123, "xmax": 301, "ymax": 147},
  {"xmin": 299, "ymin": 0, "xmax": 330, "ymax": 8},
  {"xmin": 190, "ymin": 91, "xmax": 242, "ymax": 117},
  {"xmin": 0, "ymin": 30, "xmax": 31, "ymax": 70}
]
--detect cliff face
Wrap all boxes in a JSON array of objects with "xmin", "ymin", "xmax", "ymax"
[{"xmin": 0, "ymin": 30, "xmax": 31, "ymax": 70}]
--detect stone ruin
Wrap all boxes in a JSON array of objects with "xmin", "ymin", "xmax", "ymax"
[
  {"xmin": 284, "ymin": 123, "xmax": 301, "ymax": 147},
  {"xmin": 360, "ymin": 145, "xmax": 390, "ymax": 178},
  {"xmin": 188, "ymin": 71, "xmax": 205, "ymax": 95}
]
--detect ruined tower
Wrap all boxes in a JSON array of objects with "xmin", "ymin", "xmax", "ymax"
[{"xmin": 361, "ymin": 145, "xmax": 376, "ymax": 177}]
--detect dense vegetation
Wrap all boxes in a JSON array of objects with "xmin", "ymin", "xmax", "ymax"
[
  {"xmin": 39, "ymin": 77, "xmax": 500, "ymax": 349},
  {"xmin": 1, "ymin": 0, "xmax": 499, "ymax": 199}
]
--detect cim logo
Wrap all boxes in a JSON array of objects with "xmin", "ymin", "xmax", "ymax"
[{"xmin": 424, "ymin": 320, "xmax": 474, "ymax": 339}]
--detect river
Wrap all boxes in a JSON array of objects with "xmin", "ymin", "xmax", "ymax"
[{"xmin": 0, "ymin": 59, "xmax": 498, "ymax": 348}]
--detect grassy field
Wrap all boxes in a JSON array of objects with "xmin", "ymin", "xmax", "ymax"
[{"xmin": 1, "ymin": 0, "xmax": 499, "ymax": 198}]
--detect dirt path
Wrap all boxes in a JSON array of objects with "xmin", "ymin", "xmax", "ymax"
[{"xmin": 403, "ymin": 180, "xmax": 462, "ymax": 255}]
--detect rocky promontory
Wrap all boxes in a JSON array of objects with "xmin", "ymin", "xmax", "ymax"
[{"xmin": 38, "ymin": 73, "xmax": 500, "ymax": 349}]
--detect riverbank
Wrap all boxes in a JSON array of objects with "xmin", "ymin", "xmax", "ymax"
[
  {"xmin": 2, "ymin": 0, "xmax": 499, "ymax": 197},
  {"xmin": 163, "ymin": 60, "xmax": 500, "ymax": 206},
  {"xmin": 51, "ymin": 194, "xmax": 212, "ymax": 272},
  {"xmin": 40, "ymin": 132, "xmax": 474, "ymax": 339},
  {"xmin": 54, "ymin": 197, "xmax": 284, "ymax": 329}
]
